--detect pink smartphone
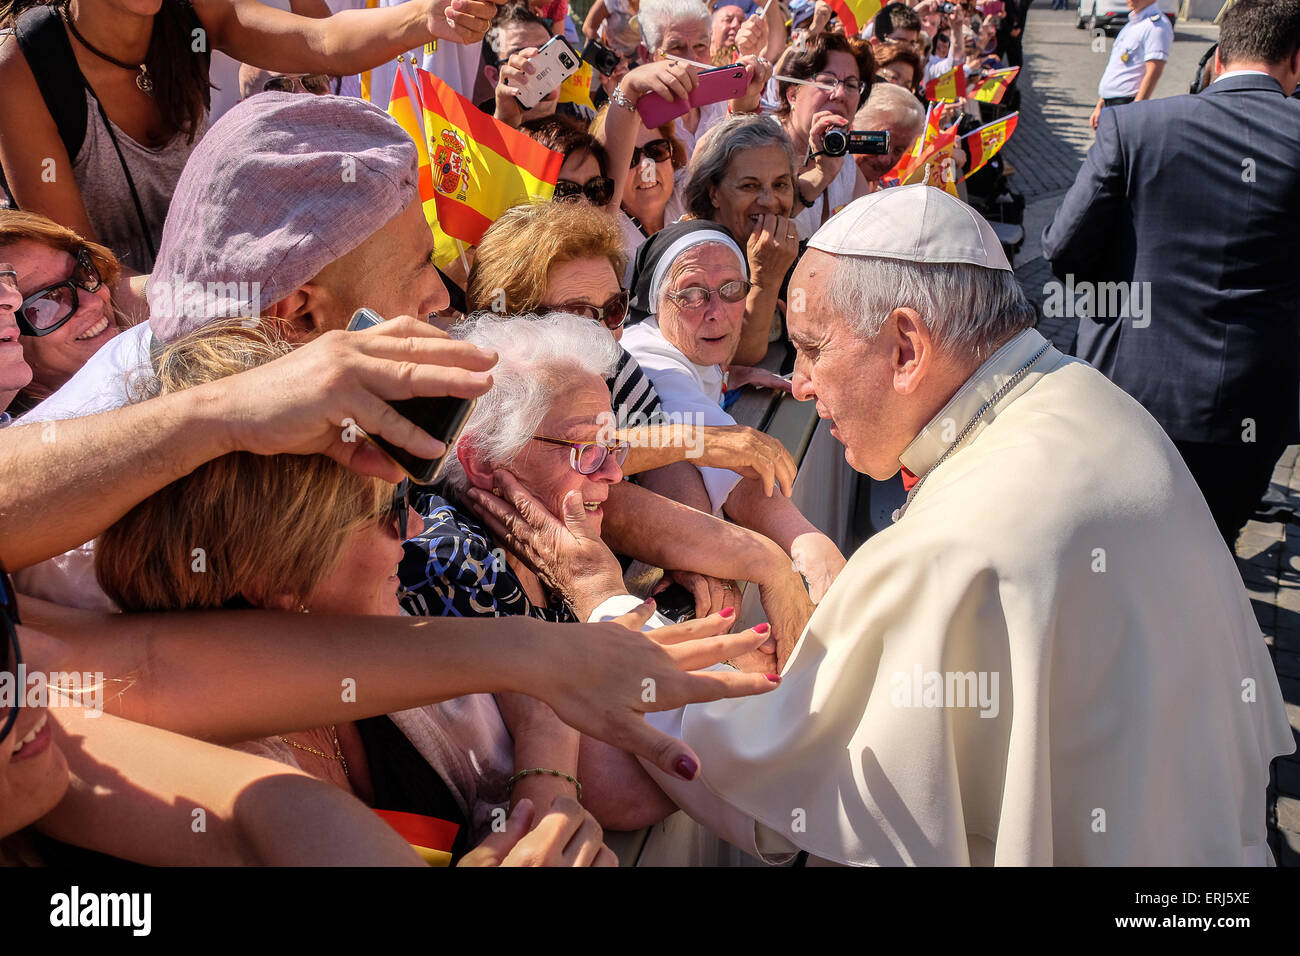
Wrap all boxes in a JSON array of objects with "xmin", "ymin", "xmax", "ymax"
[{"xmin": 635, "ymin": 63, "xmax": 750, "ymax": 128}]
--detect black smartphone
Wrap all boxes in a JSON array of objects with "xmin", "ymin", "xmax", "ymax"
[
  {"xmin": 582, "ymin": 37, "xmax": 622, "ymax": 77},
  {"xmin": 345, "ymin": 308, "xmax": 477, "ymax": 485}
]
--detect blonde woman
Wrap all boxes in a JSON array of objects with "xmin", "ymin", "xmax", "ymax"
[{"xmin": 93, "ymin": 322, "xmax": 620, "ymax": 865}]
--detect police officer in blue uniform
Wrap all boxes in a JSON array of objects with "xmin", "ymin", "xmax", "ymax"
[{"xmin": 1089, "ymin": 0, "xmax": 1174, "ymax": 128}]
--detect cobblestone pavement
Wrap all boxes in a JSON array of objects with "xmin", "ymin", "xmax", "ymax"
[{"xmin": 1011, "ymin": 10, "xmax": 1299, "ymax": 865}]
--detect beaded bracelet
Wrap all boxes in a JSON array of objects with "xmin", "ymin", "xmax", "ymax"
[{"xmin": 508, "ymin": 767, "xmax": 582, "ymax": 801}]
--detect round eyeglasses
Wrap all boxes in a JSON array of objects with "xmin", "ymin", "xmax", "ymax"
[
  {"xmin": 548, "ymin": 290, "xmax": 630, "ymax": 331},
  {"xmin": 530, "ymin": 436, "xmax": 630, "ymax": 475},
  {"xmin": 554, "ymin": 175, "xmax": 616, "ymax": 206},
  {"xmin": 664, "ymin": 279, "xmax": 752, "ymax": 310},
  {"xmin": 15, "ymin": 247, "xmax": 104, "ymax": 337},
  {"xmin": 810, "ymin": 72, "xmax": 866, "ymax": 98}
]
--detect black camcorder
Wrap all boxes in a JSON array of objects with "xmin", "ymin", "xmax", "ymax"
[{"xmin": 822, "ymin": 128, "xmax": 891, "ymax": 157}]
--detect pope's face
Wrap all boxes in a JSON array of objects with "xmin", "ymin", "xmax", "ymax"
[{"xmin": 787, "ymin": 249, "xmax": 902, "ymax": 480}]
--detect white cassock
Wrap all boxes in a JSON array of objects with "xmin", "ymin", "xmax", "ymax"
[{"xmin": 613, "ymin": 327, "xmax": 1295, "ymax": 865}]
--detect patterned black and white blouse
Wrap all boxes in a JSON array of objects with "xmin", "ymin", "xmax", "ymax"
[{"xmin": 398, "ymin": 491, "xmax": 575, "ymax": 622}]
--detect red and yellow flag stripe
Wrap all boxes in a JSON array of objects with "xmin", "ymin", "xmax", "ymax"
[
  {"xmin": 389, "ymin": 69, "xmax": 565, "ymax": 269},
  {"xmin": 823, "ymin": 0, "xmax": 883, "ymax": 35},
  {"xmin": 374, "ymin": 808, "xmax": 459, "ymax": 867}
]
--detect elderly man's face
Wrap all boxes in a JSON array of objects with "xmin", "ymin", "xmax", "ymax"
[
  {"xmin": 788, "ymin": 249, "xmax": 905, "ymax": 479},
  {"xmin": 659, "ymin": 18, "xmax": 712, "ymax": 64},
  {"xmin": 306, "ymin": 199, "xmax": 450, "ymax": 335},
  {"xmin": 711, "ymin": 5, "xmax": 745, "ymax": 54},
  {"xmin": 853, "ymin": 113, "xmax": 923, "ymax": 181}
]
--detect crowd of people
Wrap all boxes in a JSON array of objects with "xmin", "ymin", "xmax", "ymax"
[{"xmin": 0, "ymin": 0, "xmax": 1296, "ymax": 870}]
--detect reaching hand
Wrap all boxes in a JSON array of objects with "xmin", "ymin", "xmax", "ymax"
[
  {"xmin": 745, "ymin": 212, "xmax": 801, "ymax": 292},
  {"xmin": 618, "ymin": 57, "xmax": 700, "ymax": 107},
  {"xmin": 659, "ymin": 569, "xmax": 740, "ymax": 619},
  {"xmin": 789, "ymin": 531, "xmax": 846, "ymax": 604},
  {"xmin": 212, "ymin": 316, "xmax": 496, "ymax": 484},
  {"xmin": 727, "ymin": 364, "xmax": 795, "ymax": 395},
  {"xmin": 695, "ymin": 423, "xmax": 797, "ymax": 497},
  {"xmin": 734, "ymin": 13, "xmax": 767, "ymax": 57},
  {"xmin": 465, "ymin": 469, "xmax": 627, "ymax": 619},
  {"xmin": 426, "ymin": 0, "xmax": 503, "ymax": 44},
  {"xmin": 458, "ymin": 797, "xmax": 617, "ymax": 866},
  {"xmin": 495, "ymin": 46, "xmax": 541, "ymax": 126},
  {"xmin": 531, "ymin": 606, "xmax": 781, "ymax": 780}
]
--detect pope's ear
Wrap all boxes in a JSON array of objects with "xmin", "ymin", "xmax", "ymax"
[{"xmin": 889, "ymin": 306, "xmax": 931, "ymax": 395}]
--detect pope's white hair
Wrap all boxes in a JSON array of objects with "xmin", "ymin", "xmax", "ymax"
[
  {"xmin": 824, "ymin": 258, "xmax": 1037, "ymax": 363},
  {"xmin": 440, "ymin": 312, "xmax": 622, "ymax": 493},
  {"xmin": 639, "ymin": 0, "xmax": 710, "ymax": 54}
]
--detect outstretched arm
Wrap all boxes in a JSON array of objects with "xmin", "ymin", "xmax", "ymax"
[
  {"xmin": 37, "ymin": 707, "xmax": 424, "ymax": 866},
  {"xmin": 21, "ymin": 602, "xmax": 777, "ymax": 782},
  {"xmin": 0, "ymin": 317, "xmax": 497, "ymax": 571},
  {"xmin": 197, "ymin": 0, "xmax": 503, "ymax": 74}
]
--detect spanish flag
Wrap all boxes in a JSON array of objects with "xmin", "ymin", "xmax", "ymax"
[
  {"xmin": 970, "ymin": 66, "xmax": 1020, "ymax": 104},
  {"xmin": 884, "ymin": 102, "xmax": 940, "ymax": 183},
  {"xmin": 959, "ymin": 112, "xmax": 1018, "ymax": 180},
  {"xmin": 388, "ymin": 69, "xmax": 565, "ymax": 269},
  {"xmin": 923, "ymin": 63, "xmax": 967, "ymax": 103},
  {"xmin": 903, "ymin": 122, "xmax": 960, "ymax": 196},
  {"xmin": 823, "ymin": 0, "xmax": 883, "ymax": 35},
  {"xmin": 559, "ymin": 60, "xmax": 598, "ymax": 110},
  {"xmin": 374, "ymin": 808, "xmax": 459, "ymax": 866}
]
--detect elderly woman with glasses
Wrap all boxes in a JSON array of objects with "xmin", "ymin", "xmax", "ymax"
[
  {"xmin": 622, "ymin": 221, "xmax": 846, "ymax": 605},
  {"xmin": 0, "ymin": 211, "xmax": 123, "ymax": 417},
  {"xmin": 772, "ymin": 32, "xmax": 876, "ymax": 240},
  {"xmin": 90, "ymin": 322, "xmax": 634, "ymax": 861},
  {"xmin": 461, "ymin": 201, "xmax": 814, "ymax": 632},
  {"xmin": 682, "ymin": 114, "xmax": 802, "ymax": 366}
]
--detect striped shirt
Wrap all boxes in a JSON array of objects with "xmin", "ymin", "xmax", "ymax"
[{"xmin": 608, "ymin": 347, "xmax": 664, "ymax": 427}]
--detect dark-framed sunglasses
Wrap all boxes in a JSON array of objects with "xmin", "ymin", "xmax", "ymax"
[
  {"xmin": 551, "ymin": 289, "xmax": 630, "ymax": 331},
  {"xmin": 629, "ymin": 138, "xmax": 673, "ymax": 167},
  {"xmin": 665, "ymin": 279, "xmax": 752, "ymax": 309},
  {"xmin": 380, "ymin": 478, "xmax": 413, "ymax": 540},
  {"xmin": 15, "ymin": 247, "xmax": 104, "ymax": 337},
  {"xmin": 1, "ymin": 565, "xmax": 22, "ymax": 748},
  {"xmin": 263, "ymin": 73, "xmax": 333, "ymax": 95},
  {"xmin": 530, "ymin": 435, "xmax": 630, "ymax": 475},
  {"xmin": 554, "ymin": 175, "xmax": 615, "ymax": 206}
]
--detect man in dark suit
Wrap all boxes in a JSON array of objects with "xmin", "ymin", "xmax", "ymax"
[{"xmin": 1042, "ymin": 0, "xmax": 1300, "ymax": 547}]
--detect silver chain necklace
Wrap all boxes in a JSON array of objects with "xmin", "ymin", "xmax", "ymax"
[{"xmin": 893, "ymin": 340, "xmax": 1052, "ymax": 523}]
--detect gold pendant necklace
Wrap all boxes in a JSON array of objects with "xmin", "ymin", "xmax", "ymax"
[{"xmin": 279, "ymin": 725, "xmax": 350, "ymax": 778}]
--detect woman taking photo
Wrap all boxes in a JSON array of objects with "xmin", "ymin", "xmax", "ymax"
[
  {"xmin": 0, "ymin": 0, "xmax": 502, "ymax": 275},
  {"xmin": 771, "ymin": 31, "xmax": 875, "ymax": 239},
  {"xmin": 682, "ymin": 113, "xmax": 800, "ymax": 366}
]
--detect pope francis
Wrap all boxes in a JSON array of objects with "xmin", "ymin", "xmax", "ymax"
[{"xmin": 631, "ymin": 186, "xmax": 1296, "ymax": 866}]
